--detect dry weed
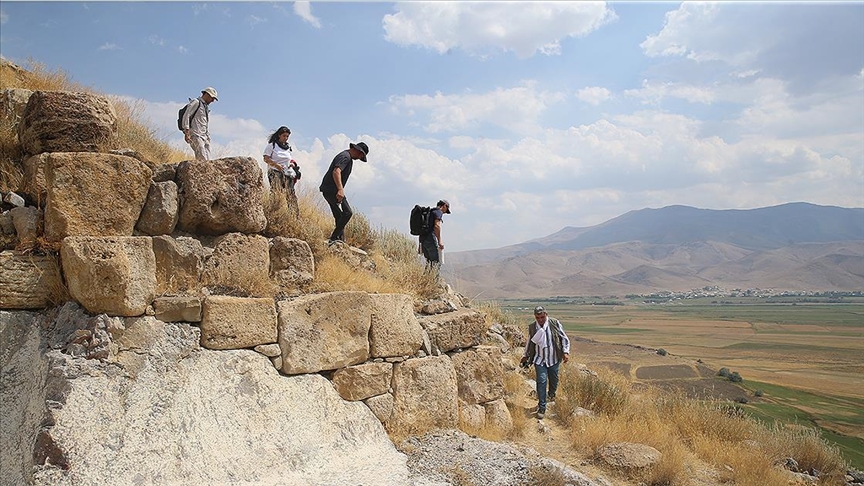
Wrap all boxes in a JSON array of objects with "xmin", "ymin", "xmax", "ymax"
[
  {"xmin": 506, "ymin": 402, "xmax": 530, "ymax": 440},
  {"xmin": 762, "ymin": 423, "xmax": 847, "ymax": 481},
  {"xmin": 528, "ymin": 463, "xmax": 569, "ymax": 486},
  {"xmin": 202, "ymin": 264, "xmax": 277, "ymax": 298}
]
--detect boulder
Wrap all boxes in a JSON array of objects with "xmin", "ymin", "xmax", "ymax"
[
  {"xmin": 450, "ymin": 346, "xmax": 505, "ymax": 405},
  {"xmin": 202, "ymin": 233, "xmax": 271, "ymax": 296},
  {"xmin": 9, "ymin": 206, "xmax": 42, "ymax": 247},
  {"xmin": 418, "ymin": 309, "xmax": 488, "ymax": 353},
  {"xmin": 418, "ymin": 298, "xmax": 458, "ymax": 315},
  {"xmin": 0, "ymin": 212, "xmax": 13, "ymax": 235},
  {"xmin": 253, "ymin": 343, "xmax": 281, "ymax": 357},
  {"xmin": 269, "ymin": 236, "xmax": 314, "ymax": 287},
  {"xmin": 18, "ymin": 91, "xmax": 117, "ymax": 156},
  {"xmin": 0, "ymin": 251, "xmax": 62, "ymax": 310},
  {"xmin": 20, "ymin": 153, "xmax": 48, "ymax": 207},
  {"xmin": 483, "ymin": 399, "xmax": 513, "ymax": 436},
  {"xmin": 332, "ymin": 362, "xmax": 393, "ymax": 401},
  {"xmin": 277, "ymin": 291, "xmax": 372, "ymax": 374},
  {"xmin": 152, "ymin": 296, "xmax": 201, "ymax": 323},
  {"xmin": 597, "ymin": 442, "xmax": 662, "ymax": 471},
  {"xmin": 175, "ymin": 157, "xmax": 266, "ymax": 235},
  {"xmin": 151, "ymin": 163, "xmax": 176, "ymax": 183},
  {"xmin": 135, "ymin": 181, "xmax": 178, "ymax": 236},
  {"xmin": 3, "ymin": 191, "xmax": 25, "ymax": 208},
  {"xmin": 364, "ymin": 393, "xmax": 395, "ymax": 423},
  {"xmin": 152, "ymin": 236, "xmax": 207, "ymax": 294},
  {"xmin": 200, "ymin": 296, "xmax": 277, "ymax": 350},
  {"xmin": 459, "ymin": 403, "xmax": 486, "ymax": 433},
  {"xmin": 369, "ymin": 293, "xmax": 424, "ymax": 358},
  {"xmin": 0, "ymin": 87, "xmax": 33, "ymax": 124},
  {"xmin": 43, "ymin": 152, "xmax": 152, "ymax": 242},
  {"xmin": 389, "ymin": 355, "xmax": 459, "ymax": 434},
  {"xmin": 60, "ymin": 236, "xmax": 156, "ymax": 317}
]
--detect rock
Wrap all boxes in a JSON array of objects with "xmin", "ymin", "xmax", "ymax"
[
  {"xmin": 389, "ymin": 355, "xmax": 459, "ymax": 434},
  {"xmin": 364, "ymin": 393, "xmax": 395, "ymax": 423},
  {"xmin": 152, "ymin": 235, "xmax": 207, "ymax": 295},
  {"xmin": 200, "ymin": 296, "xmax": 277, "ymax": 350},
  {"xmin": 500, "ymin": 324, "xmax": 526, "ymax": 348},
  {"xmin": 3, "ymin": 191, "xmax": 25, "ymax": 208},
  {"xmin": 18, "ymin": 91, "xmax": 117, "ymax": 156},
  {"xmin": 0, "ymin": 310, "xmax": 47, "ymax": 486},
  {"xmin": 326, "ymin": 240, "xmax": 376, "ymax": 271},
  {"xmin": 20, "ymin": 153, "xmax": 49, "ymax": 207},
  {"xmin": 6, "ymin": 312, "xmax": 421, "ymax": 486},
  {"xmin": 202, "ymin": 233, "xmax": 271, "ymax": 296},
  {"xmin": 253, "ymin": 343, "xmax": 281, "ymax": 358},
  {"xmin": 485, "ymin": 332, "xmax": 510, "ymax": 353},
  {"xmin": 418, "ymin": 309, "xmax": 487, "ymax": 354},
  {"xmin": 135, "ymin": 181, "xmax": 179, "ymax": 236},
  {"xmin": 332, "ymin": 362, "xmax": 393, "ymax": 401},
  {"xmin": 60, "ymin": 236, "xmax": 156, "ymax": 317},
  {"xmin": 9, "ymin": 206, "xmax": 42, "ymax": 247},
  {"xmin": 269, "ymin": 236, "xmax": 314, "ymax": 287},
  {"xmin": 0, "ymin": 87, "xmax": 33, "ymax": 124},
  {"xmin": 277, "ymin": 291, "xmax": 372, "ymax": 374},
  {"xmin": 459, "ymin": 403, "xmax": 486, "ymax": 433},
  {"xmin": 175, "ymin": 157, "xmax": 266, "ymax": 235},
  {"xmin": 450, "ymin": 346, "xmax": 506, "ymax": 405},
  {"xmin": 419, "ymin": 298, "xmax": 458, "ymax": 315},
  {"xmin": 43, "ymin": 152, "xmax": 152, "ymax": 242},
  {"xmin": 0, "ymin": 212, "xmax": 14, "ymax": 235},
  {"xmin": 152, "ymin": 296, "xmax": 201, "ymax": 323},
  {"xmin": 151, "ymin": 163, "xmax": 176, "ymax": 183},
  {"xmin": 597, "ymin": 442, "xmax": 662, "ymax": 470},
  {"xmin": 270, "ymin": 355, "xmax": 282, "ymax": 370},
  {"xmin": 0, "ymin": 251, "xmax": 63, "ymax": 310},
  {"xmin": 483, "ymin": 399, "xmax": 513, "ymax": 436},
  {"xmin": 369, "ymin": 293, "xmax": 424, "ymax": 358}
]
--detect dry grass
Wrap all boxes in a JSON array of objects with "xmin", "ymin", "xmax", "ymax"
[
  {"xmin": 202, "ymin": 264, "xmax": 278, "ymax": 298},
  {"xmin": 475, "ymin": 300, "xmax": 520, "ymax": 328},
  {"xmin": 553, "ymin": 364, "xmax": 848, "ymax": 485}
]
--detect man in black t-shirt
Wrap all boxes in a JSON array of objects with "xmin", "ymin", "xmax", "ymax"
[{"xmin": 319, "ymin": 142, "xmax": 369, "ymax": 244}]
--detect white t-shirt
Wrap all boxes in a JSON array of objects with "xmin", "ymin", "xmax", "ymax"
[{"xmin": 263, "ymin": 142, "xmax": 295, "ymax": 174}]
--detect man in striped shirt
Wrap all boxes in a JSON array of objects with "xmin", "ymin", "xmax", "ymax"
[{"xmin": 520, "ymin": 306, "xmax": 571, "ymax": 419}]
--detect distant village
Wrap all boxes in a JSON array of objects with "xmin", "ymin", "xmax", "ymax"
[{"xmin": 632, "ymin": 287, "xmax": 864, "ymax": 303}]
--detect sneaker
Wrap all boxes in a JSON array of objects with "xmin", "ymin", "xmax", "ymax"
[
  {"xmin": 548, "ymin": 394, "xmax": 556, "ymax": 403},
  {"xmin": 537, "ymin": 408, "xmax": 546, "ymax": 419}
]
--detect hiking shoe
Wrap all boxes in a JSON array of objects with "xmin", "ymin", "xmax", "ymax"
[
  {"xmin": 537, "ymin": 408, "xmax": 546, "ymax": 419},
  {"xmin": 548, "ymin": 394, "xmax": 556, "ymax": 403}
]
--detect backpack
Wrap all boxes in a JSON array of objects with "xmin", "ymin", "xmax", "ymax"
[
  {"xmin": 177, "ymin": 98, "xmax": 200, "ymax": 131},
  {"xmin": 410, "ymin": 205, "xmax": 433, "ymax": 236}
]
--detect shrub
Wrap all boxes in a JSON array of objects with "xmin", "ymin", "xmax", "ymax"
[
  {"xmin": 754, "ymin": 389, "xmax": 764, "ymax": 398},
  {"xmin": 558, "ymin": 365, "xmax": 630, "ymax": 419},
  {"xmin": 729, "ymin": 371, "xmax": 743, "ymax": 383},
  {"xmin": 718, "ymin": 367, "xmax": 731, "ymax": 378},
  {"xmin": 656, "ymin": 348, "xmax": 667, "ymax": 356}
]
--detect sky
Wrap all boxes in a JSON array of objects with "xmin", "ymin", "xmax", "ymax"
[{"xmin": 1, "ymin": 1, "xmax": 862, "ymax": 252}]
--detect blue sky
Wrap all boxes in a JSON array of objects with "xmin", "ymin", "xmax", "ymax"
[{"xmin": 1, "ymin": 1, "xmax": 862, "ymax": 252}]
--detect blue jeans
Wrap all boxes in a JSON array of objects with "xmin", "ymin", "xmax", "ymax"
[{"xmin": 534, "ymin": 361, "xmax": 560, "ymax": 411}]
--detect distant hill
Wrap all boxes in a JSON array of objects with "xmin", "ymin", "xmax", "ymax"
[{"xmin": 445, "ymin": 203, "xmax": 864, "ymax": 298}]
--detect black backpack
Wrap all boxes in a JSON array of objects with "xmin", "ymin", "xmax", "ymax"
[
  {"xmin": 410, "ymin": 205, "xmax": 433, "ymax": 236},
  {"xmin": 177, "ymin": 98, "xmax": 200, "ymax": 131}
]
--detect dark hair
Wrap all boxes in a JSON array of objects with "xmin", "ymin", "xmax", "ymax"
[{"xmin": 267, "ymin": 126, "xmax": 291, "ymax": 144}]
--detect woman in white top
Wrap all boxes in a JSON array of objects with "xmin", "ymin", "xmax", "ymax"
[{"xmin": 263, "ymin": 126, "xmax": 301, "ymax": 216}]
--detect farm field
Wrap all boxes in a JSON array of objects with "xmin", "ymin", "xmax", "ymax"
[{"xmin": 495, "ymin": 298, "xmax": 864, "ymax": 468}]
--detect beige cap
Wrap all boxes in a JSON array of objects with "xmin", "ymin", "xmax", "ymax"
[{"xmin": 202, "ymin": 87, "xmax": 219, "ymax": 100}]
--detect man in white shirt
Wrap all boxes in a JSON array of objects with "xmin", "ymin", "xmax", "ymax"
[
  {"xmin": 181, "ymin": 87, "xmax": 218, "ymax": 161},
  {"xmin": 520, "ymin": 306, "xmax": 570, "ymax": 419}
]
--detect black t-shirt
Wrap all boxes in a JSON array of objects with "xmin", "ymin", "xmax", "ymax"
[{"xmin": 319, "ymin": 150, "xmax": 353, "ymax": 193}]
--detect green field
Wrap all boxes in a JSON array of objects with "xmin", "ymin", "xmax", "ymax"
[{"xmin": 495, "ymin": 298, "xmax": 864, "ymax": 468}]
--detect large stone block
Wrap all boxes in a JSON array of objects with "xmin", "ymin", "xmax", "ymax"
[
  {"xmin": 364, "ymin": 393, "xmax": 394, "ymax": 423},
  {"xmin": 0, "ymin": 87, "xmax": 33, "ymax": 124},
  {"xmin": 0, "ymin": 251, "xmax": 62, "ymax": 309},
  {"xmin": 9, "ymin": 206, "xmax": 42, "ymax": 247},
  {"xmin": 369, "ymin": 293, "xmax": 424, "ymax": 358},
  {"xmin": 332, "ymin": 362, "xmax": 393, "ymax": 401},
  {"xmin": 417, "ymin": 309, "xmax": 488, "ymax": 353},
  {"xmin": 388, "ymin": 355, "xmax": 458, "ymax": 433},
  {"xmin": 19, "ymin": 153, "xmax": 48, "ymax": 207},
  {"xmin": 153, "ymin": 296, "xmax": 201, "ymax": 323},
  {"xmin": 18, "ymin": 91, "xmax": 117, "ymax": 156},
  {"xmin": 450, "ymin": 346, "xmax": 505, "ymax": 405},
  {"xmin": 135, "ymin": 181, "xmax": 178, "ymax": 236},
  {"xmin": 43, "ymin": 152, "xmax": 153, "ymax": 242},
  {"xmin": 202, "ymin": 233, "xmax": 270, "ymax": 296},
  {"xmin": 175, "ymin": 157, "xmax": 266, "ymax": 235},
  {"xmin": 152, "ymin": 236, "xmax": 207, "ymax": 294},
  {"xmin": 459, "ymin": 403, "xmax": 486, "ymax": 433},
  {"xmin": 277, "ymin": 291, "xmax": 372, "ymax": 374},
  {"xmin": 269, "ymin": 236, "xmax": 314, "ymax": 287},
  {"xmin": 60, "ymin": 236, "xmax": 156, "ymax": 317},
  {"xmin": 200, "ymin": 296, "xmax": 277, "ymax": 350},
  {"xmin": 483, "ymin": 399, "xmax": 513, "ymax": 436}
]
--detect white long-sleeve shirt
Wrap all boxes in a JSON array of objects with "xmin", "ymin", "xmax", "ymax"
[{"xmin": 181, "ymin": 97, "xmax": 210, "ymax": 140}]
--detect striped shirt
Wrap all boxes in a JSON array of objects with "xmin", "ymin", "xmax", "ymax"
[{"xmin": 527, "ymin": 317, "xmax": 571, "ymax": 367}]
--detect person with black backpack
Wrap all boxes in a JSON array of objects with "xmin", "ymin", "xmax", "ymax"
[
  {"xmin": 415, "ymin": 200, "xmax": 450, "ymax": 269},
  {"xmin": 179, "ymin": 87, "xmax": 218, "ymax": 161}
]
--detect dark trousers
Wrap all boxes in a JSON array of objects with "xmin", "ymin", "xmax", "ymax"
[
  {"xmin": 322, "ymin": 191, "xmax": 352, "ymax": 242},
  {"xmin": 420, "ymin": 233, "xmax": 440, "ymax": 264},
  {"xmin": 269, "ymin": 170, "xmax": 298, "ymax": 217}
]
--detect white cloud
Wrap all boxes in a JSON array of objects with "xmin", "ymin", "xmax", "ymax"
[
  {"xmin": 148, "ymin": 35, "xmax": 165, "ymax": 47},
  {"xmin": 388, "ymin": 82, "xmax": 567, "ymax": 134},
  {"xmin": 0, "ymin": 9, "xmax": 9, "ymax": 25},
  {"xmin": 624, "ymin": 79, "xmax": 716, "ymax": 105},
  {"xmin": 576, "ymin": 86, "xmax": 611, "ymax": 106},
  {"xmin": 177, "ymin": 46, "xmax": 188, "ymax": 54},
  {"xmin": 98, "ymin": 42, "xmax": 121, "ymax": 51},
  {"xmin": 383, "ymin": 2, "xmax": 616, "ymax": 58},
  {"xmin": 293, "ymin": 1, "xmax": 321, "ymax": 28}
]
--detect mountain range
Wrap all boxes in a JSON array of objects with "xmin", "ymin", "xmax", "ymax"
[{"xmin": 444, "ymin": 203, "xmax": 864, "ymax": 298}]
